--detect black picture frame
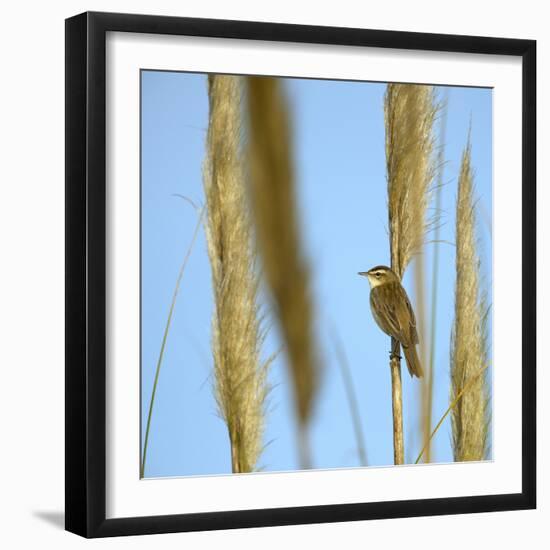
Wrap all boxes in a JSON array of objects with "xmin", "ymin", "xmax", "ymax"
[{"xmin": 65, "ymin": 11, "xmax": 536, "ymax": 538}]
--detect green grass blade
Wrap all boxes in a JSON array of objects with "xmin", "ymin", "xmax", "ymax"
[
  {"xmin": 140, "ymin": 207, "xmax": 205, "ymax": 478},
  {"xmin": 415, "ymin": 365, "xmax": 487, "ymax": 465},
  {"xmin": 332, "ymin": 328, "xmax": 368, "ymax": 467}
]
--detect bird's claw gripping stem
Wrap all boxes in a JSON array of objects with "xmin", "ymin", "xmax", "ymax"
[{"xmin": 389, "ymin": 340, "xmax": 401, "ymax": 361}]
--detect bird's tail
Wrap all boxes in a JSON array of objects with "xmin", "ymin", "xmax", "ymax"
[{"xmin": 403, "ymin": 345, "xmax": 423, "ymax": 378}]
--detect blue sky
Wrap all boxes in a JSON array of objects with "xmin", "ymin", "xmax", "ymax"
[{"xmin": 140, "ymin": 71, "xmax": 492, "ymax": 477}]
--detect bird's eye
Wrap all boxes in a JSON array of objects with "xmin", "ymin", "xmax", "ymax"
[{"xmin": 375, "ymin": 272, "xmax": 381, "ymax": 278}]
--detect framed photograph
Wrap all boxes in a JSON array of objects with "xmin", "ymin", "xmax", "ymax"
[{"xmin": 65, "ymin": 11, "xmax": 536, "ymax": 538}]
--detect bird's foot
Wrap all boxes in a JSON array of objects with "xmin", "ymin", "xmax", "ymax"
[{"xmin": 389, "ymin": 350, "xmax": 402, "ymax": 361}]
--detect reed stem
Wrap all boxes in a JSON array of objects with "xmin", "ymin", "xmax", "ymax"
[
  {"xmin": 297, "ymin": 425, "xmax": 312, "ymax": 471},
  {"xmin": 385, "ymin": 83, "xmax": 437, "ymax": 465},
  {"xmin": 390, "ymin": 338, "xmax": 405, "ymax": 465},
  {"xmin": 421, "ymin": 91, "xmax": 448, "ymax": 463}
]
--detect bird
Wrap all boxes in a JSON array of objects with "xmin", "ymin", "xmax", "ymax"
[{"xmin": 358, "ymin": 265, "xmax": 423, "ymax": 378}]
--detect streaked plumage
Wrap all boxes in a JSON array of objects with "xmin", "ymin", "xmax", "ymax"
[{"xmin": 359, "ymin": 265, "xmax": 423, "ymax": 378}]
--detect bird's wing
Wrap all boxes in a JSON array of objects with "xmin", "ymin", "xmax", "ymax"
[
  {"xmin": 370, "ymin": 285, "xmax": 405, "ymax": 340},
  {"xmin": 405, "ymin": 294, "xmax": 419, "ymax": 345},
  {"xmin": 371, "ymin": 283, "xmax": 417, "ymax": 347},
  {"xmin": 395, "ymin": 284, "xmax": 418, "ymax": 347}
]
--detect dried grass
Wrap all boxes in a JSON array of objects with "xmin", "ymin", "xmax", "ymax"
[
  {"xmin": 385, "ymin": 83, "xmax": 438, "ymax": 278},
  {"xmin": 203, "ymin": 75, "xmax": 270, "ymax": 473},
  {"xmin": 246, "ymin": 76, "xmax": 318, "ymax": 468},
  {"xmin": 451, "ymin": 141, "xmax": 490, "ymax": 462},
  {"xmin": 384, "ymin": 83, "xmax": 437, "ymax": 464}
]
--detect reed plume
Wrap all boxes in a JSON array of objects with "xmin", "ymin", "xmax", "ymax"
[
  {"xmin": 384, "ymin": 83, "xmax": 437, "ymax": 464},
  {"xmin": 246, "ymin": 76, "xmax": 318, "ymax": 469},
  {"xmin": 385, "ymin": 84, "xmax": 438, "ymax": 279},
  {"xmin": 203, "ymin": 75, "xmax": 270, "ymax": 473},
  {"xmin": 451, "ymin": 141, "xmax": 490, "ymax": 462}
]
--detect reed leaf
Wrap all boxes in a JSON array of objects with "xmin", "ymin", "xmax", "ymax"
[
  {"xmin": 203, "ymin": 75, "xmax": 270, "ymax": 473},
  {"xmin": 332, "ymin": 328, "xmax": 368, "ymax": 467},
  {"xmin": 414, "ymin": 246, "xmax": 428, "ymax": 460},
  {"xmin": 419, "ymin": 90, "xmax": 448, "ymax": 463},
  {"xmin": 451, "ymin": 140, "xmax": 490, "ymax": 462},
  {"xmin": 246, "ymin": 76, "xmax": 318, "ymax": 469}
]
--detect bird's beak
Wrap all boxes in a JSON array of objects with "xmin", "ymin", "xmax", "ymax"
[{"xmin": 358, "ymin": 271, "xmax": 369, "ymax": 277}]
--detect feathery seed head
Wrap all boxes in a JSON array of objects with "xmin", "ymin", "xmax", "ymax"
[
  {"xmin": 203, "ymin": 74, "xmax": 271, "ymax": 473},
  {"xmin": 385, "ymin": 83, "xmax": 438, "ymax": 279},
  {"xmin": 246, "ymin": 76, "xmax": 318, "ymax": 467},
  {"xmin": 451, "ymin": 140, "xmax": 490, "ymax": 462}
]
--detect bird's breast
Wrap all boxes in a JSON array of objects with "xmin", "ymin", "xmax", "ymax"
[{"xmin": 369, "ymin": 287, "xmax": 392, "ymax": 336}]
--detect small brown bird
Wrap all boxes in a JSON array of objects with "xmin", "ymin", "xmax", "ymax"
[{"xmin": 358, "ymin": 265, "xmax": 423, "ymax": 378}]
